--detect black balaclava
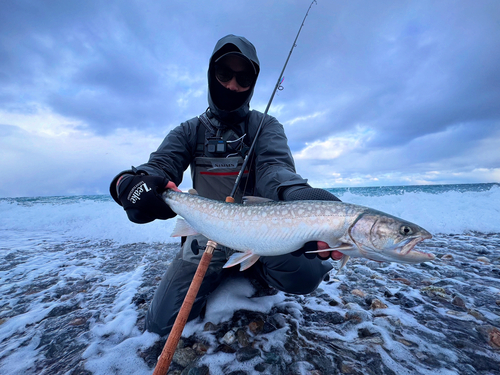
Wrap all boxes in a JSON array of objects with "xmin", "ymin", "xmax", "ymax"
[{"xmin": 208, "ymin": 35, "xmax": 260, "ymax": 125}]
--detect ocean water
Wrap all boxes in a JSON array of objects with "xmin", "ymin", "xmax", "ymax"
[{"xmin": 1, "ymin": 183, "xmax": 499, "ymax": 374}]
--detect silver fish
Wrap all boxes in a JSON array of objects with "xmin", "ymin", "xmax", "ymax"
[{"xmin": 162, "ymin": 190, "xmax": 434, "ymax": 272}]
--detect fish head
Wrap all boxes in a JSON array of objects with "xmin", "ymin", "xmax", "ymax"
[{"xmin": 348, "ymin": 210, "xmax": 434, "ymax": 264}]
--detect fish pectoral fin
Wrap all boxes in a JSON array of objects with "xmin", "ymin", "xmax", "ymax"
[
  {"xmin": 242, "ymin": 196, "xmax": 275, "ymax": 205},
  {"xmin": 238, "ymin": 254, "xmax": 261, "ymax": 271},
  {"xmin": 305, "ymin": 243, "xmax": 355, "ymax": 254},
  {"xmin": 170, "ymin": 218, "xmax": 199, "ymax": 237},
  {"xmin": 223, "ymin": 251, "xmax": 260, "ymax": 271}
]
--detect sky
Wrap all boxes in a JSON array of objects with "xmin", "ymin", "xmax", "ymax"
[{"xmin": 1, "ymin": 0, "xmax": 499, "ymax": 198}]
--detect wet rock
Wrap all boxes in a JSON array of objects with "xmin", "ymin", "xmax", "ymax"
[
  {"xmin": 180, "ymin": 365, "xmax": 209, "ymax": 375},
  {"xmin": 468, "ymin": 309, "xmax": 487, "ymax": 321},
  {"xmin": 268, "ymin": 313, "xmax": 287, "ymax": 329},
  {"xmin": 477, "ymin": 326, "xmax": 500, "ymax": 349},
  {"xmin": 68, "ymin": 317, "xmax": 87, "ymax": 326},
  {"xmin": 192, "ymin": 342, "xmax": 209, "ymax": 355},
  {"xmin": 370, "ymin": 299, "xmax": 388, "ymax": 309},
  {"xmin": 421, "ymin": 278, "xmax": 439, "ymax": 286},
  {"xmin": 236, "ymin": 346, "xmax": 260, "ymax": 362},
  {"xmin": 345, "ymin": 310, "xmax": 370, "ymax": 323},
  {"xmin": 340, "ymin": 361, "xmax": 359, "ymax": 374},
  {"xmin": 382, "ymin": 288, "xmax": 393, "ymax": 297},
  {"xmin": 476, "ymin": 256, "xmax": 490, "ymax": 264},
  {"xmin": 351, "ymin": 289, "xmax": 366, "ymax": 297},
  {"xmin": 236, "ymin": 328, "xmax": 250, "ymax": 347},
  {"xmin": 248, "ymin": 319, "xmax": 264, "ymax": 335},
  {"xmin": 203, "ymin": 322, "xmax": 216, "ymax": 331},
  {"xmin": 173, "ymin": 346, "xmax": 198, "ymax": 367},
  {"xmin": 420, "ymin": 286, "xmax": 449, "ymax": 299},
  {"xmin": 221, "ymin": 330, "xmax": 236, "ymax": 345},
  {"xmin": 263, "ymin": 350, "xmax": 281, "ymax": 364},
  {"xmin": 451, "ymin": 296, "xmax": 467, "ymax": 309},
  {"xmin": 393, "ymin": 277, "xmax": 411, "ymax": 285},
  {"xmin": 216, "ymin": 344, "xmax": 236, "ymax": 354}
]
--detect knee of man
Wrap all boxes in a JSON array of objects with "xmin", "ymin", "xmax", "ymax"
[
  {"xmin": 260, "ymin": 256, "xmax": 333, "ymax": 295},
  {"xmin": 287, "ymin": 270, "xmax": 326, "ymax": 294}
]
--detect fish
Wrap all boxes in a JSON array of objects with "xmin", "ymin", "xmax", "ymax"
[{"xmin": 162, "ymin": 190, "xmax": 434, "ymax": 272}]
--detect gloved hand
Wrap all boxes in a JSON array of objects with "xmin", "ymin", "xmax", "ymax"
[
  {"xmin": 116, "ymin": 173, "xmax": 176, "ymax": 224},
  {"xmin": 291, "ymin": 241, "xmax": 344, "ymax": 260}
]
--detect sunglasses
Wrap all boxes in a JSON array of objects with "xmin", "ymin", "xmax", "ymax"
[{"xmin": 214, "ymin": 64, "xmax": 255, "ymax": 88}]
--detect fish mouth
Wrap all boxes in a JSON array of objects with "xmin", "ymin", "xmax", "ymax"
[{"xmin": 399, "ymin": 233, "xmax": 435, "ymax": 261}]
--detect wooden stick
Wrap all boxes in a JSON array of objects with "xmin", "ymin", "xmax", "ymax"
[{"xmin": 152, "ymin": 240, "xmax": 217, "ymax": 375}]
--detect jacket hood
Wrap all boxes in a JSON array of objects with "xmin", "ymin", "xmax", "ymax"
[{"xmin": 208, "ymin": 34, "xmax": 260, "ymax": 124}]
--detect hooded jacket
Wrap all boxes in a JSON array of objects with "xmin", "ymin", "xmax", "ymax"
[{"xmin": 113, "ymin": 35, "xmax": 309, "ymax": 202}]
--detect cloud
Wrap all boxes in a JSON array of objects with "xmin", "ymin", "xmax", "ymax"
[{"xmin": 0, "ymin": 0, "xmax": 499, "ymax": 197}]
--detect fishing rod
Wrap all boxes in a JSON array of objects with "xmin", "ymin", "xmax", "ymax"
[{"xmin": 227, "ymin": 0, "xmax": 318, "ymax": 203}]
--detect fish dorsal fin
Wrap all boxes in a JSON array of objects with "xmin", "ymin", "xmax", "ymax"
[
  {"xmin": 188, "ymin": 189, "xmax": 199, "ymax": 195},
  {"xmin": 243, "ymin": 196, "xmax": 274, "ymax": 205}
]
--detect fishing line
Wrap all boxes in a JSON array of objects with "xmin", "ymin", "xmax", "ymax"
[{"xmin": 232, "ymin": 0, "xmax": 318, "ymax": 201}]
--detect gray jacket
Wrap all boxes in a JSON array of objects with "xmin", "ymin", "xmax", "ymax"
[
  {"xmin": 113, "ymin": 35, "xmax": 309, "ymax": 202},
  {"xmin": 110, "ymin": 35, "xmax": 309, "ymax": 202}
]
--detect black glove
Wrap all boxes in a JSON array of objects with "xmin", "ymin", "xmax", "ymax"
[
  {"xmin": 115, "ymin": 173, "xmax": 176, "ymax": 224},
  {"xmin": 292, "ymin": 241, "xmax": 322, "ymax": 259},
  {"xmin": 282, "ymin": 186, "xmax": 341, "ymax": 202}
]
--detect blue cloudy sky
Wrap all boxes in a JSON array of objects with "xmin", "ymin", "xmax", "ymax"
[{"xmin": 1, "ymin": 0, "xmax": 499, "ymax": 198}]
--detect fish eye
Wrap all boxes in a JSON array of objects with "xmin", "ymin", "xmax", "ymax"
[{"xmin": 399, "ymin": 225, "xmax": 413, "ymax": 236}]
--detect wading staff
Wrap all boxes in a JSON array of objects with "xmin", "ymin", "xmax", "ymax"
[
  {"xmin": 152, "ymin": 240, "xmax": 217, "ymax": 375},
  {"xmin": 226, "ymin": 0, "xmax": 317, "ymax": 203}
]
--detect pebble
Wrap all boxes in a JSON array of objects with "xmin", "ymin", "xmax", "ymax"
[
  {"xmin": 192, "ymin": 342, "xmax": 209, "ymax": 355},
  {"xmin": 248, "ymin": 320, "xmax": 264, "ymax": 335},
  {"xmin": 468, "ymin": 309, "xmax": 486, "ymax": 321},
  {"xmin": 477, "ymin": 326, "xmax": 500, "ymax": 349},
  {"xmin": 451, "ymin": 296, "xmax": 467, "ymax": 309},
  {"xmin": 221, "ymin": 330, "xmax": 236, "ymax": 345},
  {"xmin": 393, "ymin": 277, "xmax": 411, "ymax": 285},
  {"xmin": 420, "ymin": 286, "xmax": 449, "ymax": 299},
  {"xmin": 172, "ymin": 347, "xmax": 197, "ymax": 367},
  {"xmin": 476, "ymin": 256, "xmax": 491, "ymax": 264},
  {"xmin": 203, "ymin": 322, "xmax": 216, "ymax": 331},
  {"xmin": 345, "ymin": 309, "xmax": 370, "ymax": 323},
  {"xmin": 235, "ymin": 346, "xmax": 260, "ymax": 362},
  {"xmin": 68, "ymin": 317, "xmax": 87, "ymax": 326},
  {"xmin": 488, "ymin": 327, "xmax": 500, "ymax": 349},
  {"xmin": 371, "ymin": 299, "xmax": 388, "ymax": 309},
  {"xmin": 351, "ymin": 289, "xmax": 366, "ymax": 297},
  {"xmin": 236, "ymin": 328, "xmax": 250, "ymax": 347}
]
